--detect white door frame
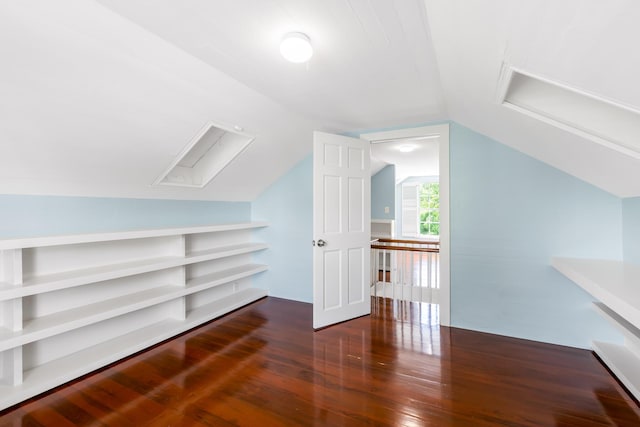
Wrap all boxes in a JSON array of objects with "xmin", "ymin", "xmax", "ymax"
[{"xmin": 359, "ymin": 124, "xmax": 450, "ymax": 326}]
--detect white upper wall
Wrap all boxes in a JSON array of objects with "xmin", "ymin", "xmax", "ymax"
[
  {"xmin": 0, "ymin": 0, "xmax": 446, "ymax": 201},
  {"xmin": 2, "ymin": 1, "xmax": 640, "ymax": 200},
  {"xmin": 424, "ymin": 0, "xmax": 640, "ymax": 197},
  {"xmin": 0, "ymin": 1, "xmax": 319, "ymax": 201}
]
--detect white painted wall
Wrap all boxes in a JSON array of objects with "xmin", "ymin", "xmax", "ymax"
[
  {"xmin": 424, "ymin": 0, "xmax": 640, "ymax": 197},
  {"xmin": 0, "ymin": 1, "xmax": 318, "ymax": 201}
]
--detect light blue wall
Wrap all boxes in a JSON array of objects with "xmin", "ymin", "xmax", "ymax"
[
  {"xmin": 7, "ymin": 122, "xmax": 619, "ymax": 349},
  {"xmin": 622, "ymin": 197, "xmax": 640, "ymax": 265},
  {"xmin": 0, "ymin": 195, "xmax": 250, "ymax": 238},
  {"xmin": 252, "ymin": 155, "xmax": 313, "ymax": 303},
  {"xmin": 371, "ymin": 165, "xmax": 395, "ymax": 220},
  {"xmin": 255, "ymin": 123, "xmax": 624, "ymax": 348},
  {"xmin": 450, "ymin": 123, "xmax": 622, "ymax": 348}
]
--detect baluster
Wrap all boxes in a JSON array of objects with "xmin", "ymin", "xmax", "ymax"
[
  {"xmin": 419, "ymin": 251, "xmax": 424, "ymax": 302},
  {"xmin": 428, "ymin": 251, "xmax": 432, "ymax": 288},
  {"xmin": 435, "ymin": 252, "xmax": 439, "ymax": 290},
  {"xmin": 372, "ymin": 248, "xmax": 377, "ymax": 297},
  {"xmin": 384, "ymin": 243, "xmax": 387, "ymax": 296}
]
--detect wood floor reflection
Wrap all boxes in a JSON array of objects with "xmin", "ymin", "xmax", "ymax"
[{"xmin": 1, "ymin": 297, "xmax": 639, "ymax": 426}]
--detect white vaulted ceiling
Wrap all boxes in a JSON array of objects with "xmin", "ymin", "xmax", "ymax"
[
  {"xmin": 424, "ymin": 0, "xmax": 640, "ymax": 197},
  {"xmin": 1, "ymin": 0, "xmax": 640, "ymax": 200},
  {"xmin": 96, "ymin": 0, "xmax": 446, "ymax": 131}
]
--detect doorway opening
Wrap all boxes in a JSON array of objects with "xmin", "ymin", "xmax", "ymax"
[{"xmin": 360, "ymin": 124, "xmax": 450, "ymax": 327}]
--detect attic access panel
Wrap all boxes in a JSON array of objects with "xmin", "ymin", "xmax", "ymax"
[
  {"xmin": 497, "ymin": 66, "xmax": 640, "ymax": 159},
  {"xmin": 154, "ymin": 122, "xmax": 254, "ymax": 188}
]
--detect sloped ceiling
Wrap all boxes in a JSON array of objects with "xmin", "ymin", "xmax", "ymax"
[
  {"xmin": 371, "ymin": 139, "xmax": 439, "ymax": 183},
  {"xmin": 424, "ymin": 0, "xmax": 640, "ymax": 197},
  {"xmin": 96, "ymin": 0, "xmax": 446, "ymax": 131},
  {"xmin": 0, "ymin": 1, "xmax": 319, "ymax": 201},
  {"xmin": 1, "ymin": 0, "xmax": 640, "ymax": 200},
  {"xmin": 0, "ymin": 0, "xmax": 445, "ymax": 201}
]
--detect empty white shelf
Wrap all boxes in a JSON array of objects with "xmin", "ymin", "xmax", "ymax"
[
  {"xmin": 1, "ymin": 256, "xmax": 179, "ymax": 301},
  {"xmin": 0, "ymin": 287, "xmax": 268, "ymax": 411},
  {"xmin": 0, "ymin": 284, "xmax": 177, "ymax": 352},
  {"xmin": 185, "ymin": 242, "xmax": 268, "ymax": 264},
  {"xmin": 0, "ymin": 264, "xmax": 267, "ymax": 353},
  {"xmin": 552, "ymin": 257, "xmax": 640, "ymax": 400},
  {"xmin": 593, "ymin": 302, "xmax": 640, "ymax": 350},
  {"xmin": 187, "ymin": 288, "xmax": 268, "ymax": 324},
  {"xmin": 0, "ymin": 318, "xmax": 181, "ymax": 410},
  {"xmin": 551, "ymin": 258, "xmax": 640, "ymax": 331},
  {"xmin": 185, "ymin": 264, "xmax": 268, "ymax": 291},
  {"xmin": 0, "ymin": 222, "xmax": 268, "ymax": 250},
  {"xmin": 0, "ymin": 222, "xmax": 269, "ymax": 410},
  {"xmin": 0, "ymin": 243, "xmax": 267, "ymax": 302},
  {"xmin": 592, "ymin": 341, "xmax": 640, "ymax": 399}
]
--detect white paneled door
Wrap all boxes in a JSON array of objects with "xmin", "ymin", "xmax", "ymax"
[{"xmin": 313, "ymin": 131, "xmax": 371, "ymax": 329}]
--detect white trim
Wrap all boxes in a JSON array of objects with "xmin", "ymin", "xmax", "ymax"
[
  {"xmin": 497, "ymin": 65, "xmax": 640, "ymax": 160},
  {"xmin": 360, "ymin": 124, "xmax": 451, "ymax": 326},
  {"xmin": 360, "ymin": 125, "xmax": 446, "ymax": 143},
  {"xmin": 152, "ymin": 121, "xmax": 255, "ymax": 188}
]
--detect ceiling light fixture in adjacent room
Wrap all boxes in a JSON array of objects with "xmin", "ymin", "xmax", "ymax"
[
  {"xmin": 398, "ymin": 145, "xmax": 416, "ymax": 153},
  {"xmin": 280, "ymin": 32, "xmax": 313, "ymax": 63}
]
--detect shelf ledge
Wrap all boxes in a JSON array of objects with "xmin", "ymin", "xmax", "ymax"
[
  {"xmin": 0, "ymin": 222, "xmax": 268, "ymax": 250},
  {"xmin": 0, "ymin": 243, "xmax": 268, "ymax": 301},
  {"xmin": 551, "ymin": 257, "xmax": 640, "ymax": 331},
  {"xmin": 0, "ymin": 264, "xmax": 268, "ymax": 352},
  {"xmin": 0, "ymin": 288, "xmax": 267, "ymax": 410},
  {"xmin": 593, "ymin": 340, "xmax": 640, "ymax": 400}
]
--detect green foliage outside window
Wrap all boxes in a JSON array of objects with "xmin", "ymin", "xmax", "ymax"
[{"xmin": 419, "ymin": 182, "xmax": 439, "ymax": 236}]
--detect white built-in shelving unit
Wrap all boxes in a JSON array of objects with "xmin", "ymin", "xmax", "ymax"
[
  {"xmin": 552, "ymin": 257, "xmax": 640, "ymax": 400},
  {"xmin": 371, "ymin": 219, "xmax": 394, "ymax": 239},
  {"xmin": 0, "ymin": 222, "xmax": 268, "ymax": 410}
]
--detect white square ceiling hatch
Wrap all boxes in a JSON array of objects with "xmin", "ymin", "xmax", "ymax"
[{"xmin": 153, "ymin": 122, "xmax": 254, "ymax": 188}]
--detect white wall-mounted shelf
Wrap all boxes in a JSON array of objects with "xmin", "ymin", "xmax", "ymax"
[
  {"xmin": 0, "ymin": 222, "xmax": 268, "ymax": 410},
  {"xmin": 0, "ymin": 242, "xmax": 267, "ymax": 301},
  {"xmin": 371, "ymin": 219, "xmax": 395, "ymax": 239},
  {"xmin": 0, "ymin": 222, "xmax": 267, "ymax": 250},
  {"xmin": 552, "ymin": 257, "xmax": 640, "ymax": 400},
  {"xmin": 592, "ymin": 341, "xmax": 640, "ymax": 399}
]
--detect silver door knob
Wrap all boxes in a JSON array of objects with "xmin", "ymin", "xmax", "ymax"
[{"xmin": 317, "ymin": 239, "xmax": 327, "ymax": 247}]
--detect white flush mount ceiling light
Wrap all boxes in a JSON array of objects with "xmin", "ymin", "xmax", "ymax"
[
  {"xmin": 280, "ymin": 32, "xmax": 313, "ymax": 63},
  {"xmin": 398, "ymin": 145, "xmax": 416, "ymax": 153}
]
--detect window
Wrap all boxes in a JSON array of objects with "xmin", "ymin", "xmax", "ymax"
[
  {"xmin": 419, "ymin": 182, "xmax": 439, "ymax": 236},
  {"xmin": 400, "ymin": 181, "xmax": 439, "ymax": 237},
  {"xmin": 401, "ymin": 184, "xmax": 419, "ymax": 236}
]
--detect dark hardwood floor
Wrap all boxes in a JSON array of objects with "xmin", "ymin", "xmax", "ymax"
[{"xmin": 1, "ymin": 296, "xmax": 639, "ymax": 426}]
